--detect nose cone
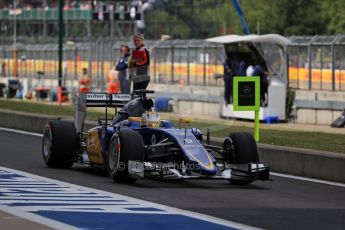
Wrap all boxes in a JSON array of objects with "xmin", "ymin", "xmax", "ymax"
[
  {"xmin": 186, "ymin": 147, "xmax": 218, "ymax": 176},
  {"xmin": 196, "ymin": 160, "xmax": 218, "ymax": 176}
]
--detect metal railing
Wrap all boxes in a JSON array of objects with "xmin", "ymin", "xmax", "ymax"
[
  {"xmin": 288, "ymin": 35, "xmax": 345, "ymax": 91},
  {"xmin": 1, "ymin": 36, "xmax": 345, "ymax": 92},
  {"xmin": 0, "ymin": 9, "xmax": 92, "ymax": 20},
  {"xmin": 0, "ymin": 39, "xmax": 224, "ymax": 92}
]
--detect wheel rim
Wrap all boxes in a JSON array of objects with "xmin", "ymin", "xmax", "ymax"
[
  {"xmin": 43, "ymin": 126, "xmax": 52, "ymax": 158},
  {"xmin": 223, "ymin": 138, "xmax": 236, "ymax": 163},
  {"xmin": 108, "ymin": 138, "xmax": 120, "ymax": 171}
]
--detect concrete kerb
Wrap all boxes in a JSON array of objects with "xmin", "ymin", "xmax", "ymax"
[
  {"xmin": 0, "ymin": 109, "xmax": 62, "ymax": 134},
  {"xmin": 0, "ymin": 109, "xmax": 344, "ymax": 183},
  {"xmin": 257, "ymin": 143, "xmax": 345, "ymax": 183}
]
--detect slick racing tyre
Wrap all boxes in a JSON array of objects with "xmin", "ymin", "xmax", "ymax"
[
  {"xmin": 225, "ymin": 132, "xmax": 259, "ymax": 185},
  {"xmin": 42, "ymin": 120, "xmax": 77, "ymax": 168},
  {"xmin": 228, "ymin": 132, "xmax": 259, "ymax": 164},
  {"xmin": 107, "ymin": 129, "xmax": 144, "ymax": 183}
]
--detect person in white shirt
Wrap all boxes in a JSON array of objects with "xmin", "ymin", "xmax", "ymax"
[{"xmin": 246, "ymin": 65, "xmax": 255, "ymax": 76}]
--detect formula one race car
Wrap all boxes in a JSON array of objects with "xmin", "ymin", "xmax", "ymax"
[{"xmin": 42, "ymin": 90, "xmax": 269, "ymax": 184}]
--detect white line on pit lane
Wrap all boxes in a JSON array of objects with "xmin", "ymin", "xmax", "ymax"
[
  {"xmin": 1, "ymin": 126, "xmax": 345, "ymax": 189},
  {"xmin": 270, "ymin": 172, "xmax": 345, "ymax": 188},
  {"xmin": 0, "ymin": 127, "xmax": 43, "ymax": 137}
]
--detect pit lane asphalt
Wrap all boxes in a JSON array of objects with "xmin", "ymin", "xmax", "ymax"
[{"xmin": 1, "ymin": 129, "xmax": 345, "ymax": 230}]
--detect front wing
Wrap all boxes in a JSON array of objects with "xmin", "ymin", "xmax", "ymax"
[{"xmin": 127, "ymin": 161, "xmax": 270, "ymax": 182}]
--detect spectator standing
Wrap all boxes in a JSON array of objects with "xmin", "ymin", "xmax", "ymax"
[
  {"xmin": 79, "ymin": 68, "xmax": 92, "ymax": 93},
  {"xmin": 246, "ymin": 64, "xmax": 254, "ymax": 76},
  {"xmin": 115, "ymin": 45, "xmax": 131, "ymax": 94},
  {"xmin": 129, "ymin": 33, "xmax": 150, "ymax": 91},
  {"xmin": 237, "ymin": 59, "xmax": 247, "ymax": 76},
  {"xmin": 223, "ymin": 58, "xmax": 233, "ymax": 105},
  {"xmin": 252, "ymin": 64, "xmax": 269, "ymax": 106}
]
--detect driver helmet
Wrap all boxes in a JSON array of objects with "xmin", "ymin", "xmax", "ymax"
[{"xmin": 142, "ymin": 112, "xmax": 160, "ymax": 128}]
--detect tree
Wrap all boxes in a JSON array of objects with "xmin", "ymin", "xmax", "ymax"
[
  {"xmin": 320, "ymin": 0, "xmax": 345, "ymax": 34},
  {"xmin": 240, "ymin": 0, "xmax": 326, "ymax": 35},
  {"xmin": 143, "ymin": 0, "xmax": 343, "ymax": 38},
  {"xmin": 145, "ymin": 0, "xmax": 237, "ymax": 38}
]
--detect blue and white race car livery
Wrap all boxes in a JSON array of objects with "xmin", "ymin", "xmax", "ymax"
[{"xmin": 42, "ymin": 90, "xmax": 269, "ymax": 184}]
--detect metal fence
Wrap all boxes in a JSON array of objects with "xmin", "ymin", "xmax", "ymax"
[
  {"xmin": 1, "ymin": 36, "xmax": 345, "ymax": 92},
  {"xmin": 0, "ymin": 39, "xmax": 224, "ymax": 91},
  {"xmin": 288, "ymin": 35, "xmax": 345, "ymax": 91}
]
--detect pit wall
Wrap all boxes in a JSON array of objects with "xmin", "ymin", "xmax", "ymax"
[
  {"xmin": 150, "ymin": 83, "xmax": 221, "ymax": 117},
  {"xmin": 295, "ymin": 90, "xmax": 345, "ymax": 125}
]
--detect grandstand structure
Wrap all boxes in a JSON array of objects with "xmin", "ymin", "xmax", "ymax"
[{"xmin": 0, "ymin": 0, "xmax": 142, "ymax": 40}]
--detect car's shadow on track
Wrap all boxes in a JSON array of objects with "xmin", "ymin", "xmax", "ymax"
[
  {"xmin": 69, "ymin": 165, "xmax": 270, "ymax": 190},
  {"xmin": 71, "ymin": 165, "xmax": 108, "ymax": 176},
  {"xmin": 132, "ymin": 178, "xmax": 270, "ymax": 190}
]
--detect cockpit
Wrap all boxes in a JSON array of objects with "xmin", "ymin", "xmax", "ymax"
[{"xmin": 111, "ymin": 94, "xmax": 158, "ymax": 127}]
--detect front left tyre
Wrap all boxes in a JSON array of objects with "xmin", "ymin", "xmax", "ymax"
[
  {"xmin": 42, "ymin": 120, "xmax": 77, "ymax": 168},
  {"xmin": 107, "ymin": 129, "xmax": 145, "ymax": 183}
]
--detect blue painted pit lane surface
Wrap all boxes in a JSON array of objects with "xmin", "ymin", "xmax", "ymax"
[{"xmin": 0, "ymin": 168, "xmax": 248, "ymax": 230}]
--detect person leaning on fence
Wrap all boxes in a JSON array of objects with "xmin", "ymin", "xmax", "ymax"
[
  {"xmin": 115, "ymin": 45, "xmax": 131, "ymax": 94},
  {"xmin": 128, "ymin": 33, "xmax": 150, "ymax": 91}
]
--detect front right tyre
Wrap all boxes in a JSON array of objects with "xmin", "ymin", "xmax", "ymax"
[{"xmin": 223, "ymin": 132, "xmax": 259, "ymax": 185}]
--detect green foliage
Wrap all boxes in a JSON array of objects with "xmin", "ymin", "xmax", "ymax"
[
  {"xmin": 0, "ymin": 99, "xmax": 102, "ymax": 121},
  {"xmin": 319, "ymin": 0, "xmax": 345, "ymax": 34},
  {"xmin": 145, "ymin": 0, "xmax": 345, "ymax": 38},
  {"xmin": 145, "ymin": 0, "xmax": 237, "ymax": 38},
  {"xmin": 237, "ymin": 0, "xmax": 329, "ymax": 35}
]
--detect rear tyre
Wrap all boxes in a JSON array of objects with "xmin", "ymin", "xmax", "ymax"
[
  {"xmin": 225, "ymin": 132, "xmax": 259, "ymax": 185},
  {"xmin": 42, "ymin": 120, "xmax": 77, "ymax": 168},
  {"xmin": 107, "ymin": 129, "xmax": 144, "ymax": 183}
]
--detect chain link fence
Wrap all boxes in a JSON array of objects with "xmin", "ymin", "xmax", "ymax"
[
  {"xmin": 288, "ymin": 35, "xmax": 345, "ymax": 91},
  {"xmin": 1, "ymin": 36, "xmax": 345, "ymax": 93},
  {"xmin": 0, "ymin": 39, "xmax": 224, "ymax": 92}
]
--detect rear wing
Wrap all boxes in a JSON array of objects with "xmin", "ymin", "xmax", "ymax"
[
  {"xmin": 83, "ymin": 92, "xmax": 132, "ymax": 107},
  {"xmin": 74, "ymin": 92, "xmax": 132, "ymax": 132}
]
